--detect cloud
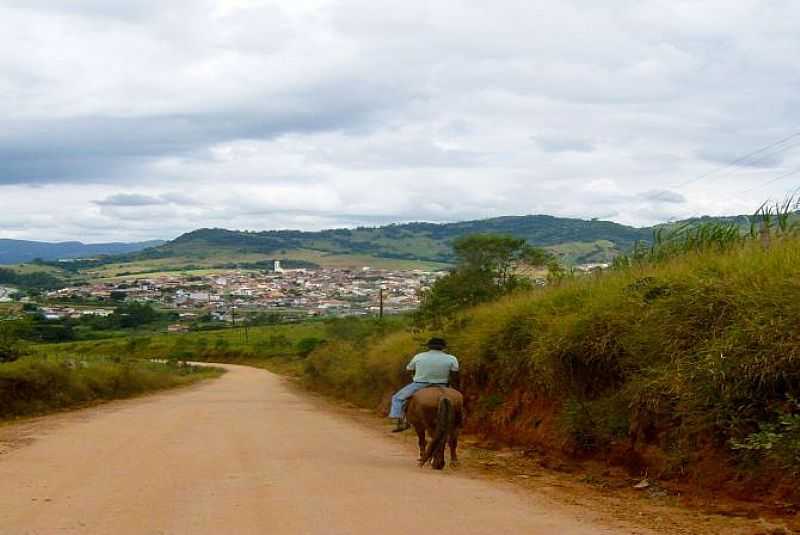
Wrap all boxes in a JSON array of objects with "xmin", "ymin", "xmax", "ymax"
[
  {"xmin": 638, "ymin": 190, "xmax": 687, "ymax": 204},
  {"xmin": 94, "ymin": 194, "xmax": 167, "ymax": 207},
  {"xmin": 535, "ymin": 136, "xmax": 595, "ymax": 154},
  {"xmin": 2, "ymin": 0, "xmax": 800, "ymax": 241}
]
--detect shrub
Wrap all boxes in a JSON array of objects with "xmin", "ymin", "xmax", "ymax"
[{"xmin": 296, "ymin": 337, "xmax": 325, "ymax": 358}]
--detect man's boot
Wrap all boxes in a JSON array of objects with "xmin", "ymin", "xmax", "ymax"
[{"xmin": 392, "ymin": 417, "xmax": 410, "ymax": 433}]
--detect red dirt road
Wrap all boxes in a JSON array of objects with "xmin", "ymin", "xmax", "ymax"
[{"xmin": 0, "ymin": 364, "xmax": 644, "ymax": 534}]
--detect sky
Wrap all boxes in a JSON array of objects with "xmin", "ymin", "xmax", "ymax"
[{"xmin": 2, "ymin": 0, "xmax": 800, "ymax": 242}]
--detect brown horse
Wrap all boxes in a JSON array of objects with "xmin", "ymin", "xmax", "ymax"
[{"xmin": 405, "ymin": 386, "xmax": 464, "ymax": 470}]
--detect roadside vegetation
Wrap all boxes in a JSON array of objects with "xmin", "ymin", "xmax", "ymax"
[
  {"xmin": 0, "ymin": 352, "xmax": 221, "ymax": 420},
  {"xmin": 279, "ymin": 202, "xmax": 800, "ymax": 503},
  {"xmin": 0, "ymin": 307, "xmax": 224, "ymax": 420}
]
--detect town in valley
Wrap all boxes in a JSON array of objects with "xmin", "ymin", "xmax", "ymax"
[{"xmin": 24, "ymin": 261, "xmax": 447, "ymax": 332}]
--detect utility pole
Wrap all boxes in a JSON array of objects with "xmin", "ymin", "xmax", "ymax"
[{"xmin": 379, "ymin": 285, "xmax": 385, "ymax": 320}]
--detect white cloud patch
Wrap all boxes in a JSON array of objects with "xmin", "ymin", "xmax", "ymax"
[{"xmin": 1, "ymin": 0, "xmax": 800, "ymax": 241}]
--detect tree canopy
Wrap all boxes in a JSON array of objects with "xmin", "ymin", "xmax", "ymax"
[{"xmin": 416, "ymin": 233, "xmax": 554, "ymax": 325}]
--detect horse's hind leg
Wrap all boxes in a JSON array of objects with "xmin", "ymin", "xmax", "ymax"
[
  {"xmin": 449, "ymin": 428, "xmax": 460, "ymax": 465},
  {"xmin": 414, "ymin": 425, "xmax": 426, "ymax": 464}
]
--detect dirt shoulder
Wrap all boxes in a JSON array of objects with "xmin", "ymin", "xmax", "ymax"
[{"xmin": 281, "ymin": 377, "xmax": 798, "ymax": 535}]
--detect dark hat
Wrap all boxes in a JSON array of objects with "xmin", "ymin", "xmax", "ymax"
[{"xmin": 426, "ymin": 337, "xmax": 447, "ymax": 350}]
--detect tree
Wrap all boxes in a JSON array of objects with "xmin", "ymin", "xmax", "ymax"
[
  {"xmin": 296, "ymin": 337, "xmax": 325, "ymax": 358},
  {"xmin": 113, "ymin": 302, "xmax": 160, "ymax": 329},
  {"xmin": 0, "ymin": 318, "xmax": 32, "ymax": 362},
  {"xmin": 417, "ymin": 234, "xmax": 553, "ymax": 325}
]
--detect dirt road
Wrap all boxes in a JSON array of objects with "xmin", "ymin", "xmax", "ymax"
[{"xmin": 0, "ymin": 364, "xmax": 644, "ymax": 534}]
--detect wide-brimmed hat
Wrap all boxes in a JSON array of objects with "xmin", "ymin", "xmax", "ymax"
[{"xmin": 426, "ymin": 337, "xmax": 447, "ymax": 350}]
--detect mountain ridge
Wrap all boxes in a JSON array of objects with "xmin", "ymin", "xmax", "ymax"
[
  {"xmin": 0, "ymin": 239, "xmax": 166, "ymax": 265},
  {"xmin": 4, "ymin": 213, "xmax": 758, "ymax": 268},
  {"xmin": 120, "ymin": 214, "xmax": 666, "ymax": 265}
]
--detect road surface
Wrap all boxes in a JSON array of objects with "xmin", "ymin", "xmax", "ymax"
[{"xmin": 0, "ymin": 364, "xmax": 638, "ymax": 534}]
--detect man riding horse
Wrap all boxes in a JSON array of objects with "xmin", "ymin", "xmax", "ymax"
[{"xmin": 389, "ymin": 337, "xmax": 460, "ymax": 432}]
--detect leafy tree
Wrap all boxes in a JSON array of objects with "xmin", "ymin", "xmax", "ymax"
[
  {"xmin": 113, "ymin": 302, "xmax": 160, "ymax": 329},
  {"xmin": 0, "ymin": 318, "xmax": 31, "ymax": 362},
  {"xmin": 29, "ymin": 319, "xmax": 74, "ymax": 343},
  {"xmin": 296, "ymin": 337, "xmax": 325, "ymax": 358},
  {"xmin": 247, "ymin": 312, "xmax": 284, "ymax": 326},
  {"xmin": 0, "ymin": 268, "xmax": 64, "ymax": 290},
  {"xmin": 452, "ymin": 234, "xmax": 550, "ymax": 287},
  {"xmin": 417, "ymin": 234, "xmax": 553, "ymax": 325}
]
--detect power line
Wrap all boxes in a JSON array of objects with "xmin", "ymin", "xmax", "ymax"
[
  {"xmin": 675, "ymin": 129, "xmax": 800, "ymax": 189},
  {"xmin": 707, "ymin": 139, "xmax": 800, "ymax": 183},
  {"xmin": 647, "ymin": 128, "xmax": 800, "ymax": 203},
  {"xmin": 737, "ymin": 166, "xmax": 800, "ymax": 195}
]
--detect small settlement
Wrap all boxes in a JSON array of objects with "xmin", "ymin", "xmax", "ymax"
[{"xmin": 42, "ymin": 261, "xmax": 446, "ymax": 327}]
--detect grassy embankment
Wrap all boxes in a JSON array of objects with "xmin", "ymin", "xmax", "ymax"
[
  {"xmin": 288, "ymin": 237, "xmax": 800, "ymax": 502},
  {"xmin": 0, "ymin": 353, "xmax": 222, "ymax": 420}
]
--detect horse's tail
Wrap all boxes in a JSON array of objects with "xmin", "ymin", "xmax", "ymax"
[{"xmin": 422, "ymin": 396, "xmax": 454, "ymax": 470}]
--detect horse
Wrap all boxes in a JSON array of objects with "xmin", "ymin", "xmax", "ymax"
[{"xmin": 405, "ymin": 386, "xmax": 464, "ymax": 470}]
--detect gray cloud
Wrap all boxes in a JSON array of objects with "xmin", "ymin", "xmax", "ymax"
[
  {"xmin": 535, "ymin": 136, "xmax": 595, "ymax": 154},
  {"xmin": 94, "ymin": 194, "xmax": 167, "ymax": 207},
  {"xmin": 639, "ymin": 190, "xmax": 687, "ymax": 204},
  {"xmin": 1, "ymin": 0, "xmax": 800, "ymax": 241}
]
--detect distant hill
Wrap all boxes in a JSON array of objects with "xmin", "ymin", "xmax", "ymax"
[
  {"xmin": 4, "ymin": 213, "xmax": 762, "ymax": 271},
  {"xmin": 124, "ymin": 215, "xmax": 655, "ymax": 266},
  {"xmin": 0, "ymin": 239, "xmax": 165, "ymax": 265}
]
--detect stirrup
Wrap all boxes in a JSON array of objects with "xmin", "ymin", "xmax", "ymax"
[{"xmin": 392, "ymin": 420, "xmax": 410, "ymax": 433}]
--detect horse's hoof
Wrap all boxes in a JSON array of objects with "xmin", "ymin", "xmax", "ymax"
[{"xmin": 450, "ymin": 460, "xmax": 460, "ymax": 468}]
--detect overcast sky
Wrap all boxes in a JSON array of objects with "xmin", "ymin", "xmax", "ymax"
[{"xmin": 2, "ymin": 0, "xmax": 800, "ymax": 242}]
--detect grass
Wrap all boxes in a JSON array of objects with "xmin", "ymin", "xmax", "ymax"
[
  {"xmin": 286, "ymin": 235, "xmax": 800, "ymax": 498},
  {"xmin": 42, "ymin": 321, "xmax": 330, "ymax": 363},
  {"xmin": 96, "ymin": 268, "xmax": 260, "ymax": 282},
  {"xmin": 547, "ymin": 240, "xmax": 618, "ymax": 264},
  {"xmin": 81, "ymin": 249, "xmax": 449, "ymax": 280},
  {"xmin": 0, "ymin": 263, "xmax": 67, "ymax": 275},
  {"xmin": 270, "ymin": 248, "xmax": 450, "ymax": 270},
  {"xmin": 0, "ymin": 353, "xmax": 222, "ymax": 420}
]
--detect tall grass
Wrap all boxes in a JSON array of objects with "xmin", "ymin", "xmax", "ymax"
[
  {"xmin": 295, "ymin": 236, "xmax": 800, "ymax": 486},
  {"xmin": 615, "ymin": 195, "xmax": 799, "ymax": 268},
  {"xmin": 0, "ymin": 353, "xmax": 221, "ymax": 419}
]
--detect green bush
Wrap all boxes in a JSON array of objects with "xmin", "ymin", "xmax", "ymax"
[{"xmin": 296, "ymin": 337, "xmax": 325, "ymax": 358}]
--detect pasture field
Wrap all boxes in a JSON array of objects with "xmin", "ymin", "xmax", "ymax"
[
  {"xmin": 41, "ymin": 321, "xmax": 332, "ymax": 363},
  {"xmin": 0, "ymin": 263, "xmax": 67, "ymax": 275},
  {"xmin": 268, "ymin": 248, "xmax": 450, "ymax": 270},
  {"xmin": 82, "ymin": 249, "xmax": 448, "ymax": 280}
]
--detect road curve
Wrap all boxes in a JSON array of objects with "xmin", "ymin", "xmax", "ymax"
[{"xmin": 0, "ymin": 364, "xmax": 631, "ymax": 534}]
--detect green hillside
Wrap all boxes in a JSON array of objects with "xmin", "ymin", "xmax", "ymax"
[
  {"xmin": 6, "ymin": 213, "xmax": 786, "ymax": 275},
  {"xmin": 124, "ymin": 215, "xmax": 653, "ymax": 267}
]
